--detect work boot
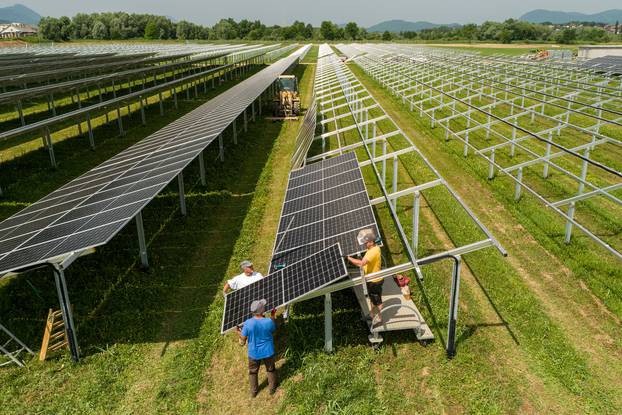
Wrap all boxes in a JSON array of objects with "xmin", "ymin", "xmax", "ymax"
[
  {"xmin": 249, "ymin": 373, "xmax": 259, "ymax": 398},
  {"xmin": 267, "ymin": 370, "xmax": 277, "ymax": 395}
]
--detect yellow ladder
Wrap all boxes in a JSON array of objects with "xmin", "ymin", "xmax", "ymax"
[{"xmin": 39, "ymin": 309, "xmax": 68, "ymax": 361}]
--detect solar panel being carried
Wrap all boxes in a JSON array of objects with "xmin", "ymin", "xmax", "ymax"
[
  {"xmin": 270, "ymin": 152, "xmax": 380, "ymax": 273},
  {"xmin": 0, "ymin": 45, "xmax": 310, "ymax": 277},
  {"xmin": 222, "ymin": 243, "xmax": 347, "ymax": 332}
]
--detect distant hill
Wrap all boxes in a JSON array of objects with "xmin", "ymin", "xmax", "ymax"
[
  {"xmin": 0, "ymin": 3, "xmax": 41, "ymax": 25},
  {"xmin": 519, "ymin": 9, "xmax": 622, "ymax": 24},
  {"xmin": 367, "ymin": 19, "xmax": 460, "ymax": 33}
]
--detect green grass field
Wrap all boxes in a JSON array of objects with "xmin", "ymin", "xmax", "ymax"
[{"xmin": 0, "ymin": 44, "xmax": 620, "ymax": 414}]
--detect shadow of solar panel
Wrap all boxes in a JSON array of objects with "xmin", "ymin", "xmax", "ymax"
[{"xmin": 223, "ymin": 244, "xmax": 347, "ymax": 332}]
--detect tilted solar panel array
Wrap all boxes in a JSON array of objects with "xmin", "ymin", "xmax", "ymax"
[
  {"xmin": 270, "ymin": 152, "xmax": 380, "ymax": 272},
  {"xmin": 0, "ymin": 45, "xmax": 311, "ymax": 276},
  {"xmin": 222, "ymin": 243, "xmax": 347, "ymax": 332},
  {"xmin": 581, "ymin": 55, "xmax": 622, "ymax": 74}
]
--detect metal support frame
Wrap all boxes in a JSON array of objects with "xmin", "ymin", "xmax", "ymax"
[
  {"xmin": 85, "ymin": 113, "xmax": 95, "ymax": 149},
  {"xmin": 43, "ymin": 126, "xmax": 57, "ymax": 168},
  {"xmin": 199, "ymin": 150, "xmax": 207, "ymax": 185},
  {"xmin": 324, "ymin": 293, "xmax": 333, "ymax": 353},
  {"xmin": 135, "ymin": 210, "xmax": 149, "ymax": 268},
  {"xmin": 0, "ymin": 324, "xmax": 34, "ymax": 367},
  {"xmin": 178, "ymin": 172, "xmax": 187, "ymax": 216},
  {"xmin": 296, "ymin": 45, "xmax": 506, "ymax": 356},
  {"xmin": 16, "ymin": 99, "xmax": 25, "ymax": 126},
  {"xmin": 446, "ymin": 255, "xmax": 462, "ymax": 358},
  {"xmin": 412, "ymin": 191, "xmax": 420, "ymax": 256},
  {"xmin": 52, "ymin": 265, "xmax": 79, "ymax": 362},
  {"xmin": 347, "ymin": 44, "xmax": 622, "ymax": 261},
  {"xmin": 218, "ymin": 133, "xmax": 224, "ymax": 162}
]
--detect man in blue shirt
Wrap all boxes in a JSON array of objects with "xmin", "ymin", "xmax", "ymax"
[{"xmin": 237, "ymin": 298, "xmax": 277, "ymax": 397}]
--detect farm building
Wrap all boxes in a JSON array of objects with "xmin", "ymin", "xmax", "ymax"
[{"xmin": 0, "ymin": 22, "xmax": 37, "ymax": 38}]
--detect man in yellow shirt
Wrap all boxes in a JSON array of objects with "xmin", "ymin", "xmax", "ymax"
[{"xmin": 347, "ymin": 233, "xmax": 384, "ymax": 323}]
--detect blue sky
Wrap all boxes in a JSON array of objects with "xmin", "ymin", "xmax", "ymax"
[{"xmin": 6, "ymin": 0, "xmax": 622, "ymax": 26}]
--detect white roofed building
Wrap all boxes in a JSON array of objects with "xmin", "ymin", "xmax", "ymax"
[{"xmin": 0, "ymin": 22, "xmax": 38, "ymax": 38}]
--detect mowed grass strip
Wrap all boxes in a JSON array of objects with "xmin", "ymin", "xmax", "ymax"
[{"xmin": 196, "ymin": 62, "xmax": 353, "ymax": 414}]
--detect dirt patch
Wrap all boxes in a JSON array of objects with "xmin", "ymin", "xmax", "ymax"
[
  {"xmin": 417, "ymin": 198, "xmax": 559, "ymax": 411},
  {"xmin": 0, "ymin": 40, "xmax": 26, "ymax": 48},
  {"xmin": 199, "ymin": 338, "xmax": 287, "ymax": 415},
  {"xmin": 579, "ymin": 280, "xmax": 622, "ymax": 326}
]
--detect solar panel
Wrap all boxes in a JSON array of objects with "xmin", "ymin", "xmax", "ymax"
[
  {"xmin": 221, "ymin": 243, "xmax": 347, "ymax": 333},
  {"xmin": 0, "ymin": 45, "xmax": 311, "ymax": 276},
  {"xmin": 270, "ymin": 152, "xmax": 380, "ymax": 273},
  {"xmin": 581, "ymin": 56, "xmax": 622, "ymax": 74}
]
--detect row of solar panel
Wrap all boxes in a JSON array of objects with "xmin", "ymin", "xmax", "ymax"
[
  {"xmin": 0, "ymin": 46, "xmax": 310, "ymax": 276},
  {"xmin": 581, "ymin": 55, "xmax": 622, "ymax": 74}
]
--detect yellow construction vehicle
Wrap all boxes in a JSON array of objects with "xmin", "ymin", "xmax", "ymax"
[{"xmin": 272, "ymin": 75, "xmax": 300, "ymax": 118}]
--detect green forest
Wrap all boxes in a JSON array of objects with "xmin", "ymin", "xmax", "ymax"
[{"xmin": 36, "ymin": 12, "xmax": 622, "ymax": 43}]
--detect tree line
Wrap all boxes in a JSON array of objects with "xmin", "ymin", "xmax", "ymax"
[
  {"xmin": 413, "ymin": 19, "xmax": 621, "ymax": 44},
  {"xmin": 38, "ymin": 13, "xmax": 343, "ymax": 42},
  {"xmin": 37, "ymin": 13, "xmax": 621, "ymax": 44}
]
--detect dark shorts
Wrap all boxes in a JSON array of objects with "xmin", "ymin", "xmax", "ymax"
[{"xmin": 367, "ymin": 280, "xmax": 383, "ymax": 306}]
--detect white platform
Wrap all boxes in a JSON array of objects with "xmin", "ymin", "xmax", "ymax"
[{"xmin": 350, "ymin": 271, "xmax": 434, "ymax": 343}]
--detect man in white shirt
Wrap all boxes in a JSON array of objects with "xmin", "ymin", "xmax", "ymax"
[{"xmin": 223, "ymin": 260, "xmax": 264, "ymax": 294}]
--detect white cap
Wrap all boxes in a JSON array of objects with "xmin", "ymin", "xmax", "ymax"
[
  {"xmin": 362, "ymin": 232, "xmax": 376, "ymax": 243},
  {"xmin": 250, "ymin": 299, "xmax": 267, "ymax": 314}
]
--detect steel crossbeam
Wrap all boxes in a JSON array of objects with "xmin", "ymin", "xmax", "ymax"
[
  {"xmin": 343, "ymin": 43, "xmax": 621, "ymax": 260},
  {"xmin": 288, "ymin": 44, "xmax": 507, "ymax": 356}
]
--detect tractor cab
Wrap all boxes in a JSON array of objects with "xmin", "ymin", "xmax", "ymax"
[{"xmin": 272, "ymin": 75, "xmax": 301, "ymax": 118}]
